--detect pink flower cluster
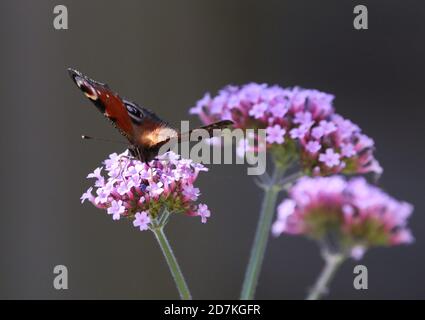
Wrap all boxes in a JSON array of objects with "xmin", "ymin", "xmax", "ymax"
[
  {"xmin": 81, "ymin": 151, "xmax": 211, "ymax": 231},
  {"xmin": 272, "ymin": 176, "xmax": 413, "ymax": 258},
  {"xmin": 190, "ymin": 84, "xmax": 381, "ymax": 176}
]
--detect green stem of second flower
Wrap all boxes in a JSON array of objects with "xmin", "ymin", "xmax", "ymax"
[
  {"xmin": 240, "ymin": 164, "xmax": 287, "ymax": 300},
  {"xmin": 152, "ymin": 226, "xmax": 192, "ymax": 300},
  {"xmin": 306, "ymin": 252, "xmax": 345, "ymax": 300}
]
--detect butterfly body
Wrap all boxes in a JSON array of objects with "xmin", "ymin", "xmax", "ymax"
[{"xmin": 68, "ymin": 68, "xmax": 232, "ymax": 162}]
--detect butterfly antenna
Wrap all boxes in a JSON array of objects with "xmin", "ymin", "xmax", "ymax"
[{"xmin": 81, "ymin": 135, "xmax": 127, "ymax": 145}]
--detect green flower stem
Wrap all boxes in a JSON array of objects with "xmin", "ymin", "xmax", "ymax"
[
  {"xmin": 241, "ymin": 164, "xmax": 287, "ymax": 300},
  {"xmin": 306, "ymin": 252, "xmax": 345, "ymax": 300},
  {"xmin": 152, "ymin": 226, "xmax": 192, "ymax": 300}
]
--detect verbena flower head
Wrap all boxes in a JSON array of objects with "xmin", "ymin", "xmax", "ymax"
[
  {"xmin": 81, "ymin": 150, "xmax": 211, "ymax": 231},
  {"xmin": 272, "ymin": 176, "xmax": 413, "ymax": 259},
  {"xmin": 190, "ymin": 84, "xmax": 381, "ymax": 176}
]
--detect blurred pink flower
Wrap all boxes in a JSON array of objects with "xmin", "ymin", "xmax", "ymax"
[
  {"xmin": 273, "ymin": 176, "xmax": 414, "ymax": 258},
  {"xmin": 190, "ymin": 83, "xmax": 381, "ymax": 176}
]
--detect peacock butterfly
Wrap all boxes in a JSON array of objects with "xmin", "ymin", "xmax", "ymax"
[{"xmin": 68, "ymin": 68, "xmax": 233, "ymax": 162}]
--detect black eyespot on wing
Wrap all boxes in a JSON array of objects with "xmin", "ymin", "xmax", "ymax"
[
  {"xmin": 123, "ymin": 98, "xmax": 170, "ymax": 129},
  {"xmin": 124, "ymin": 100, "xmax": 144, "ymax": 124}
]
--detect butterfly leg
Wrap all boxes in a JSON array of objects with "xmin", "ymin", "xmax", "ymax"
[{"xmin": 129, "ymin": 145, "xmax": 146, "ymax": 162}]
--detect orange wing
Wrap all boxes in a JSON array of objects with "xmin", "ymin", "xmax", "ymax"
[{"xmin": 68, "ymin": 68, "xmax": 177, "ymax": 147}]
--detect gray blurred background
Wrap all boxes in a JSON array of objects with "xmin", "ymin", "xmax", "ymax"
[{"xmin": 0, "ymin": 0, "xmax": 424, "ymax": 299}]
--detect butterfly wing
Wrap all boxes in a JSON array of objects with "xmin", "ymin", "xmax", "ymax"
[
  {"xmin": 68, "ymin": 68, "xmax": 177, "ymax": 150},
  {"xmin": 68, "ymin": 68, "xmax": 233, "ymax": 162},
  {"xmin": 175, "ymin": 120, "xmax": 234, "ymax": 143},
  {"xmin": 150, "ymin": 119, "xmax": 234, "ymax": 152}
]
